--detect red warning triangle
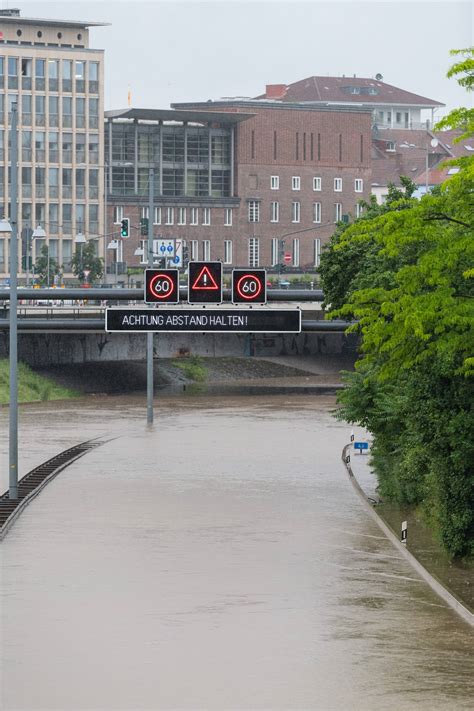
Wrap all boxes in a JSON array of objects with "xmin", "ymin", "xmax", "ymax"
[{"xmin": 191, "ymin": 266, "xmax": 219, "ymax": 290}]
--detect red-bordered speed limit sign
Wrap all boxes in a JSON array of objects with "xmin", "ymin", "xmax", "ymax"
[
  {"xmin": 145, "ymin": 269, "xmax": 179, "ymax": 304},
  {"xmin": 232, "ymin": 269, "xmax": 267, "ymax": 304}
]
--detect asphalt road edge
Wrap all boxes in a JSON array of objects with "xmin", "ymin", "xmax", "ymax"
[{"xmin": 342, "ymin": 443, "xmax": 474, "ymax": 628}]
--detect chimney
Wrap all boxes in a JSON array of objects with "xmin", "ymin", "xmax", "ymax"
[{"xmin": 265, "ymin": 84, "xmax": 287, "ymax": 100}]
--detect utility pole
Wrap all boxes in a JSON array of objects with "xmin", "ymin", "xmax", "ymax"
[
  {"xmin": 9, "ymin": 103, "xmax": 19, "ymax": 499},
  {"xmin": 146, "ymin": 168, "xmax": 154, "ymax": 425}
]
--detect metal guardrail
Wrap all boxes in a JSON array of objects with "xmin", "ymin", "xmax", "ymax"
[
  {"xmin": 0, "ymin": 287, "xmax": 325, "ymax": 302},
  {"xmin": 0, "ymin": 317, "xmax": 354, "ymax": 332}
]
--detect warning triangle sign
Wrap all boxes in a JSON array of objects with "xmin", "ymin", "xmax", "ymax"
[{"xmin": 191, "ymin": 266, "xmax": 219, "ymax": 290}]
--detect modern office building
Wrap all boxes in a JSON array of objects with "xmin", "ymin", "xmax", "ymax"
[
  {"xmin": 0, "ymin": 7, "xmax": 106, "ymax": 281},
  {"xmin": 106, "ymin": 102, "xmax": 373, "ymax": 280}
]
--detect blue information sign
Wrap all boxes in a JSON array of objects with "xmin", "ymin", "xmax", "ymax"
[{"xmin": 354, "ymin": 442, "xmax": 369, "ymax": 451}]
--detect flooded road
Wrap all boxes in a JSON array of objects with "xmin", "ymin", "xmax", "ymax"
[{"xmin": 1, "ymin": 395, "xmax": 473, "ymax": 710}]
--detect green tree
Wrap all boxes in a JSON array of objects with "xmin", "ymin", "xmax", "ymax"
[
  {"xmin": 435, "ymin": 47, "xmax": 474, "ymax": 141},
  {"xmin": 318, "ymin": 178, "xmax": 419, "ymax": 310},
  {"xmin": 69, "ymin": 242, "xmax": 103, "ymax": 284},
  {"xmin": 33, "ymin": 245, "xmax": 62, "ymax": 286},
  {"xmin": 319, "ymin": 51, "xmax": 474, "ymax": 557}
]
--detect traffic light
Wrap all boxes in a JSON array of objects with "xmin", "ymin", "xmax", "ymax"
[
  {"xmin": 278, "ymin": 239, "xmax": 287, "ymax": 272},
  {"xmin": 140, "ymin": 217, "xmax": 149, "ymax": 236},
  {"xmin": 120, "ymin": 218, "xmax": 130, "ymax": 238}
]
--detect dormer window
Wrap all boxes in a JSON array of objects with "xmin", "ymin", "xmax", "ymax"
[{"xmin": 350, "ymin": 87, "xmax": 360, "ymax": 95}]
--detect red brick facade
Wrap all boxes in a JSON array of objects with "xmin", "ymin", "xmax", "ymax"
[{"xmin": 107, "ymin": 103, "xmax": 372, "ymax": 277}]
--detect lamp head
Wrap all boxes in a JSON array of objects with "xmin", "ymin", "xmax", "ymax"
[{"xmin": 32, "ymin": 224, "xmax": 47, "ymax": 239}]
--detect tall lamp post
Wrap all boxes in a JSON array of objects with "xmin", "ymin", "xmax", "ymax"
[
  {"xmin": 74, "ymin": 231, "xmax": 87, "ymax": 282},
  {"xmin": 31, "ymin": 224, "xmax": 47, "ymax": 285},
  {"xmin": 4, "ymin": 102, "xmax": 19, "ymax": 499},
  {"xmin": 400, "ymin": 136, "xmax": 440, "ymax": 195}
]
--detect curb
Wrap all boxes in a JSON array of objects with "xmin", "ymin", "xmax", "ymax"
[
  {"xmin": 0, "ymin": 438, "xmax": 111, "ymax": 541},
  {"xmin": 342, "ymin": 443, "xmax": 474, "ymax": 628}
]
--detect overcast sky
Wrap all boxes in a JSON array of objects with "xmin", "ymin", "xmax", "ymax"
[{"xmin": 11, "ymin": 0, "xmax": 474, "ymax": 117}]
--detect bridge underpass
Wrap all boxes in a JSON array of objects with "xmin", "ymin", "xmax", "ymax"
[{"xmin": 0, "ymin": 288, "xmax": 357, "ymax": 365}]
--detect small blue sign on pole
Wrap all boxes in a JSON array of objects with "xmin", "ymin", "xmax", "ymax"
[{"xmin": 354, "ymin": 441, "xmax": 369, "ymax": 454}]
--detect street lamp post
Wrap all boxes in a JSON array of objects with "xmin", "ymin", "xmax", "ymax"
[
  {"xmin": 31, "ymin": 225, "xmax": 46, "ymax": 286},
  {"xmin": 400, "ymin": 136, "xmax": 439, "ymax": 195},
  {"xmin": 6, "ymin": 102, "xmax": 18, "ymax": 499},
  {"xmin": 74, "ymin": 231, "xmax": 87, "ymax": 282}
]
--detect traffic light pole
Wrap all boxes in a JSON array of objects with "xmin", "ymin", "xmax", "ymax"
[{"xmin": 146, "ymin": 168, "xmax": 154, "ymax": 425}]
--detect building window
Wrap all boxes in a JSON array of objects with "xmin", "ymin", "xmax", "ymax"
[
  {"xmin": 355, "ymin": 203, "xmax": 363, "ymax": 218},
  {"xmin": 141, "ymin": 206, "xmax": 149, "ymax": 219},
  {"xmin": 8, "ymin": 57, "xmax": 18, "ymax": 89},
  {"xmin": 178, "ymin": 207, "xmax": 186, "ymax": 225},
  {"xmin": 224, "ymin": 208, "xmax": 232, "ymax": 226},
  {"xmin": 354, "ymin": 178, "xmax": 363, "ymax": 192},
  {"xmin": 248, "ymin": 201, "xmax": 260, "ymax": 223},
  {"xmin": 224, "ymin": 240, "xmax": 232, "ymax": 264},
  {"xmin": 313, "ymin": 177, "xmax": 321, "ymax": 191},
  {"xmin": 113, "ymin": 206, "xmax": 123, "ymax": 224},
  {"xmin": 270, "ymin": 201, "xmax": 279, "ymax": 223},
  {"xmin": 313, "ymin": 202, "xmax": 321, "ymax": 224},
  {"xmin": 165, "ymin": 207, "xmax": 174, "ymax": 225},
  {"xmin": 248, "ymin": 237, "xmax": 260, "ymax": 267},
  {"xmin": 75, "ymin": 61, "xmax": 85, "ymax": 92},
  {"xmin": 334, "ymin": 178, "xmax": 342, "ymax": 192},
  {"xmin": 292, "ymin": 238, "xmax": 300, "ymax": 267},
  {"xmin": 271, "ymin": 237, "xmax": 279, "ymax": 266},
  {"xmin": 292, "ymin": 176, "xmax": 300, "ymax": 191},
  {"xmin": 154, "ymin": 207, "xmax": 161, "ymax": 225},
  {"xmin": 334, "ymin": 203, "xmax": 342, "ymax": 222},
  {"xmin": 190, "ymin": 207, "xmax": 199, "ymax": 225},
  {"xmin": 291, "ymin": 201, "xmax": 300, "ymax": 223},
  {"xmin": 48, "ymin": 59, "xmax": 59, "ymax": 91},
  {"xmin": 270, "ymin": 175, "xmax": 279, "ymax": 190},
  {"xmin": 314, "ymin": 238, "xmax": 321, "ymax": 267},
  {"xmin": 203, "ymin": 240, "xmax": 211, "ymax": 261},
  {"xmin": 386, "ymin": 141, "xmax": 396, "ymax": 152},
  {"xmin": 202, "ymin": 207, "xmax": 211, "ymax": 225},
  {"xmin": 189, "ymin": 240, "xmax": 198, "ymax": 261}
]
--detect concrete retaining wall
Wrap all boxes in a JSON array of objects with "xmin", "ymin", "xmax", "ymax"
[{"xmin": 0, "ymin": 331, "xmax": 357, "ymax": 366}]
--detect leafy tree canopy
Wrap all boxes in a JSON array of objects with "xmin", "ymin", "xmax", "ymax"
[{"xmin": 69, "ymin": 242, "xmax": 103, "ymax": 284}]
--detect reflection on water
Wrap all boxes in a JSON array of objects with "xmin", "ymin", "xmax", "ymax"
[{"xmin": 0, "ymin": 395, "xmax": 473, "ymax": 710}]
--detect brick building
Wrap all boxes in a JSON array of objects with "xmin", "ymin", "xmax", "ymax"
[{"xmin": 106, "ymin": 102, "xmax": 372, "ymax": 282}]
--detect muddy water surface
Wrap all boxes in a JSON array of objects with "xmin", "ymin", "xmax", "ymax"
[{"xmin": 0, "ymin": 395, "xmax": 473, "ymax": 710}]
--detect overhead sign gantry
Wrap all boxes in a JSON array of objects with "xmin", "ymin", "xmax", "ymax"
[{"xmin": 106, "ymin": 262, "xmax": 301, "ymax": 334}]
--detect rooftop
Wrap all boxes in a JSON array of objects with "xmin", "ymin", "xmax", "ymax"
[
  {"xmin": 255, "ymin": 76, "xmax": 445, "ymax": 108},
  {"xmin": 171, "ymin": 100, "xmax": 372, "ymax": 115},
  {"xmin": 0, "ymin": 7, "xmax": 109, "ymax": 28},
  {"xmin": 105, "ymin": 107, "xmax": 255, "ymax": 125}
]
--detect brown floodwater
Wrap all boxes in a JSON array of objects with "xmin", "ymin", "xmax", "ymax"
[{"xmin": 0, "ymin": 394, "xmax": 473, "ymax": 710}]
